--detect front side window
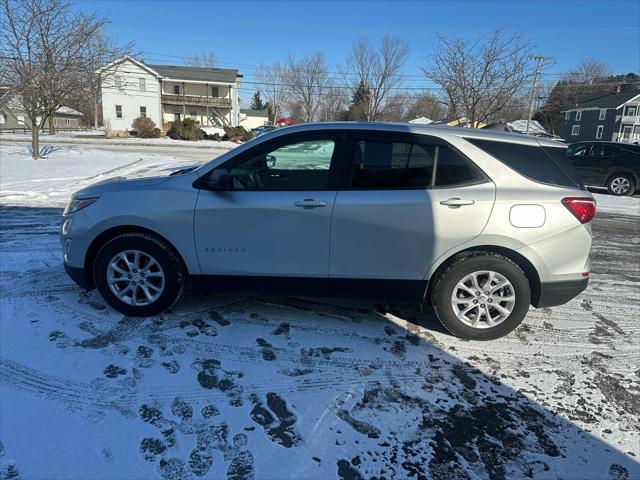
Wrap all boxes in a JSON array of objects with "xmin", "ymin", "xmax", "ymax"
[
  {"xmin": 596, "ymin": 125, "xmax": 604, "ymax": 139},
  {"xmin": 575, "ymin": 110, "xmax": 582, "ymax": 121},
  {"xmin": 139, "ymin": 78, "xmax": 146, "ymax": 92},
  {"xmin": 572, "ymin": 125, "xmax": 580, "ymax": 136},
  {"xmin": 599, "ymin": 109, "xmax": 606, "ymax": 120},
  {"xmin": 592, "ymin": 145, "xmax": 619, "ymax": 157},
  {"xmin": 351, "ymin": 141, "xmax": 434, "ymax": 189},
  {"xmin": 567, "ymin": 143, "xmax": 591, "ymax": 156},
  {"xmin": 115, "ymin": 105, "xmax": 122, "ymax": 119},
  {"xmin": 226, "ymin": 139, "xmax": 335, "ymax": 190},
  {"xmin": 140, "ymin": 106, "xmax": 147, "ymax": 117}
]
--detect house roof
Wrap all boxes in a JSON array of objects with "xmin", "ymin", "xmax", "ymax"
[
  {"xmin": 572, "ymin": 91, "xmax": 640, "ymax": 109},
  {"xmin": 240, "ymin": 108, "xmax": 268, "ymax": 117},
  {"xmin": 146, "ymin": 64, "xmax": 241, "ymax": 84}
]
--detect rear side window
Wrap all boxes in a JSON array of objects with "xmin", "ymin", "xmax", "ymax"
[
  {"xmin": 351, "ymin": 141, "xmax": 434, "ymax": 189},
  {"xmin": 435, "ymin": 146, "xmax": 487, "ymax": 187},
  {"xmin": 467, "ymin": 139, "xmax": 583, "ymax": 189}
]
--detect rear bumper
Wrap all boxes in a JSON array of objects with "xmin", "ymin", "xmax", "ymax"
[
  {"xmin": 64, "ymin": 263, "xmax": 90, "ymax": 290},
  {"xmin": 533, "ymin": 277, "xmax": 588, "ymax": 308}
]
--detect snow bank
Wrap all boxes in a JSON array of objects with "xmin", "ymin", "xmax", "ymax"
[
  {"xmin": 593, "ymin": 192, "xmax": 640, "ymax": 217},
  {"xmin": 0, "ymin": 144, "xmax": 197, "ymax": 207},
  {"xmin": 1, "ymin": 131, "xmax": 239, "ymax": 149}
]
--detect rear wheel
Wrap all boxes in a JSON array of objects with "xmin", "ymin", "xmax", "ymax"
[
  {"xmin": 431, "ymin": 253, "xmax": 531, "ymax": 340},
  {"xmin": 94, "ymin": 234, "xmax": 184, "ymax": 316},
  {"xmin": 606, "ymin": 173, "xmax": 635, "ymax": 196}
]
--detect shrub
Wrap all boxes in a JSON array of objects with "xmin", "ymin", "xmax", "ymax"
[
  {"xmin": 167, "ymin": 118, "xmax": 205, "ymax": 141},
  {"xmin": 132, "ymin": 116, "xmax": 159, "ymax": 138},
  {"xmin": 223, "ymin": 126, "xmax": 255, "ymax": 142}
]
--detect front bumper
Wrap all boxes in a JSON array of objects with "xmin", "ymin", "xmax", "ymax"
[
  {"xmin": 64, "ymin": 263, "xmax": 90, "ymax": 290},
  {"xmin": 533, "ymin": 277, "xmax": 589, "ymax": 308}
]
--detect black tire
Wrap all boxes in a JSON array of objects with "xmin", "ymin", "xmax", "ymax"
[
  {"xmin": 606, "ymin": 173, "xmax": 635, "ymax": 196},
  {"xmin": 430, "ymin": 253, "xmax": 531, "ymax": 341},
  {"xmin": 93, "ymin": 233, "xmax": 184, "ymax": 316}
]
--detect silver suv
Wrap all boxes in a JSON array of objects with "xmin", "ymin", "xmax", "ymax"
[{"xmin": 61, "ymin": 123, "xmax": 595, "ymax": 340}]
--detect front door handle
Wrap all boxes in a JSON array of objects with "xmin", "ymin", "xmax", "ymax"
[
  {"xmin": 295, "ymin": 199, "xmax": 327, "ymax": 209},
  {"xmin": 440, "ymin": 197, "xmax": 475, "ymax": 208}
]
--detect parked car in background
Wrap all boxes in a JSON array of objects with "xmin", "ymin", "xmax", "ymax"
[
  {"xmin": 252, "ymin": 125, "xmax": 277, "ymax": 137},
  {"xmin": 61, "ymin": 123, "xmax": 594, "ymax": 341},
  {"xmin": 567, "ymin": 141, "xmax": 640, "ymax": 196}
]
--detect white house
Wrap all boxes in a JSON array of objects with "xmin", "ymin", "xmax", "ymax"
[
  {"xmin": 97, "ymin": 56, "xmax": 242, "ymax": 133},
  {"xmin": 239, "ymin": 108, "xmax": 269, "ymax": 129}
]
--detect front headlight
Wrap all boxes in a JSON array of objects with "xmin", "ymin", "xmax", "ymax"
[{"xmin": 64, "ymin": 197, "xmax": 99, "ymax": 215}]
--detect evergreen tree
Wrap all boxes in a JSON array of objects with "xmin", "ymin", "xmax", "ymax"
[
  {"xmin": 250, "ymin": 90, "xmax": 266, "ymax": 110},
  {"xmin": 347, "ymin": 81, "xmax": 371, "ymax": 120}
]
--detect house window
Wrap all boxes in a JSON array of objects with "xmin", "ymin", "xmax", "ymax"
[
  {"xmin": 115, "ymin": 76, "xmax": 122, "ymax": 88},
  {"xmin": 140, "ymin": 106, "xmax": 147, "ymax": 117},
  {"xmin": 0, "ymin": 113, "xmax": 5, "ymax": 124},
  {"xmin": 189, "ymin": 111, "xmax": 197, "ymax": 117},
  {"xmin": 173, "ymin": 84, "xmax": 180, "ymax": 94},
  {"xmin": 139, "ymin": 78, "xmax": 146, "ymax": 92},
  {"xmin": 571, "ymin": 125, "xmax": 580, "ymax": 136},
  {"xmin": 211, "ymin": 86, "xmax": 219, "ymax": 97},
  {"xmin": 596, "ymin": 125, "xmax": 604, "ymax": 139},
  {"xmin": 575, "ymin": 110, "xmax": 582, "ymax": 121},
  {"xmin": 625, "ymin": 106, "xmax": 637, "ymax": 116},
  {"xmin": 115, "ymin": 105, "xmax": 122, "ymax": 119},
  {"xmin": 174, "ymin": 112, "xmax": 181, "ymax": 121},
  {"xmin": 65, "ymin": 119, "xmax": 71, "ymax": 126},
  {"xmin": 599, "ymin": 109, "xmax": 606, "ymax": 120},
  {"xmin": 17, "ymin": 115, "xmax": 25, "ymax": 124},
  {"xmin": 565, "ymin": 111, "xmax": 570, "ymax": 120}
]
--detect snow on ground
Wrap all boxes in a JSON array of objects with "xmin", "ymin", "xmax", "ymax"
[
  {"xmin": 1, "ymin": 131, "xmax": 240, "ymax": 149},
  {"xmin": 0, "ymin": 144, "xmax": 213, "ymax": 207},
  {"xmin": 0, "ymin": 147, "xmax": 639, "ymax": 479},
  {"xmin": 593, "ymin": 191, "xmax": 640, "ymax": 217}
]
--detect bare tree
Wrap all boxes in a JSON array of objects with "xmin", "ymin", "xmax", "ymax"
[
  {"xmin": 286, "ymin": 52, "xmax": 328, "ymax": 122},
  {"xmin": 185, "ymin": 51, "xmax": 217, "ymax": 68},
  {"xmin": 405, "ymin": 92, "xmax": 447, "ymax": 121},
  {"xmin": 319, "ymin": 82, "xmax": 348, "ymax": 121},
  {"xmin": 423, "ymin": 30, "xmax": 534, "ymax": 127},
  {"xmin": 341, "ymin": 34, "xmax": 409, "ymax": 121},
  {"xmin": 0, "ymin": 0, "xmax": 118, "ymax": 157},
  {"xmin": 256, "ymin": 61, "xmax": 288, "ymax": 123}
]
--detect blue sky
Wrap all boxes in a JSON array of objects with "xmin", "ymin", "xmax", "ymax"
[{"xmin": 77, "ymin": 0, "xmax": 639, "ymax": 101}]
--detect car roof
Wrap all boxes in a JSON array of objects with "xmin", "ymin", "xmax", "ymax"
[{"xmin": 273, "ymin": 121, "xmax": 564, "ymax": 148}]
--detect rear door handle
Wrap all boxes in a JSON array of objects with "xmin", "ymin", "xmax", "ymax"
[
  {"xmin": 295, "ymin": 199, "xmax": 327, "ymax": 209},
  {"xmin": 440, "ymin": 197, "xmax": 475, "ymax": 208}
]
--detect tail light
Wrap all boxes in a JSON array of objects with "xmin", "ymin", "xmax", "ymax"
[{"xmin": 562, "ymin": 197, "xmax": 596, "ymax": 224}]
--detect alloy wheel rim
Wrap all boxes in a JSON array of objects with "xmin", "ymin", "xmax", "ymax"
[
  {"xmin": 451, "ymin": 270, "xmax": 516, "ymax": 329},
  {"xmin": 107, "ymin": 250, "xmax": 165, "ymax": 306},
  {"xmin": 611, "ymin": 177, "xmax": 630, "ymax": 195}
]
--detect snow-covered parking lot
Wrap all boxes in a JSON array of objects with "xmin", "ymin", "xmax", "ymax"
[{"xmin": 1, "ymin": 144, "xmax": 639, "ymax": 479}]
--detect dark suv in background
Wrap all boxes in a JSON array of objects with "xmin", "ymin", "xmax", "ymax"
[{"xmin": 567, "ymin": 141, "xmax": 640, "ymax": 196}]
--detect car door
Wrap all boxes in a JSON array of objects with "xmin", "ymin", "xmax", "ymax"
[
  {"xmin": 328, "ymin": 132, "xmax": 495, "ymax": 300},
  {"xmin": 193, "ymin": 131, "xmax": 344, "ymax": 282}
]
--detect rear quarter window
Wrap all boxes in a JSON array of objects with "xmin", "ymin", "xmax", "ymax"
[{"xmin": 467, "ymin": 138, "xmax": 583, "ymax": 189}]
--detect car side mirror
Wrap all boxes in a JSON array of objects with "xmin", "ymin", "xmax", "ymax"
[
  {"xmin": 204, "ymin": 168, "xmax": 232, "ymax": 191},
  {"xmin": 266, "ymin": 154, "xmax": 276, "ymax": 168}
]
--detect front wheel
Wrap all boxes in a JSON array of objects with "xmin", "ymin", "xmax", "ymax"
[
  {"xmin": 94, "ymin": 233, "xmax": 184, "ymax": 316},
  {"xmin": 606, "ymin": 174, "xmax": 635, "ymax": 196},
  {"xmin": 431, "ymin": 253, "xmax": 531, "ymax": 340}
]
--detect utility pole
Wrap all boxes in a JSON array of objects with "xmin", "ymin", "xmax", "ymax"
[{"xmin": 526, "ymin": 54, "xmax": 551, "ymax": 135}]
